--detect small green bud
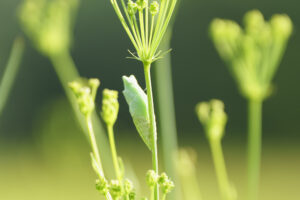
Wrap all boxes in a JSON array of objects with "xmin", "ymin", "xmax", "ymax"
[
  {"xmin": 136, "ymin": 0, "xmax": 147, "ymax": 11},
  {"xmin": 109, "ymin": 180, "xmax": 122, "ymax": 198},
  {"xmin": 150, "ymin": 1, "xmax": 159, "ymax": 16},
  {"xmin": 101, "ymin": 89, "xmax": 119, "ymax": 126},
  {"xmin": 196, "ymin": 99, "xmax": 227, "ymax": 140},
  {"xmin": 210, "ymin": 19, "xmax": 241, "ymax": 60},
  {"xmin": 158, "ymin": 173, "xmax": 168, "ymax": 185},
  {"xmin": 158, "ymin": 173, "xmax": 174, "ymax": 194},
  {"xmin": 270, "ymin": 14, "xmax": 293, "ymax": 39},
  {"xmin": 128, "ymin": 0, "xmax": 138, "ymax": 16},
  {"xmin": 244, "ymin": 10, "xmax": 265, "ymax": 35},
  {"xmin": 96, "ymin": 178, "xmax": 109, "ymax": 195},
  {"xmin": 161, "ymin": 179, "xmax": 175, "ymax": 194},
  {"xmin": 124, "ymin": 179, "xmax": 134, "ymax": 194},
  {"xmin": 146, "ymin": 170, "xmax": 158, "ymax": 187},
  {"xmin": 128, "ymin": 191, "xmax": 136, "ymax": 200},
  {"xmin": 69, "ymin": 78, "xmax": 100, "ymax": 117}
]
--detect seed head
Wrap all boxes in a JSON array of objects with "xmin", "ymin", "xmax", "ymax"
[{"xmin": 150, "ymin": 1, "xmax": 159, "ymax": 16}]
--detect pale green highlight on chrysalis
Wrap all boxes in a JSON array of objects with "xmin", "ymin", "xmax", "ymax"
[{"xmin": 122, "ymin": 75, "xmax": 153, "ymax": 151}]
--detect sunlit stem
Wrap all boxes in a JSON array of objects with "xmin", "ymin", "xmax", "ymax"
[
  {"xmin": 151, "ymin": 0, "xmax": 177, "ymax": 56},
  {"xmin": 139, "ymin": 10, "xmax": 146, "ymax": 48},
  {"xmin": 87, "ymin": 115, "xmax": 103, "ymax": 171},
  {"xmin": 248, "ymin": 99, "xmax": 263, "ymax": 200},
  {"xmin": 120, "ymin": 0, "xmax": 142, "ymax": 50},
  {"xmin": 86, "ymin": 116, "xmax": 113, "ymax": 200},
  {"xmin": 144, "ymin": 63, "xmax": 159, "ymax": 200},
  {"xmin": 50, "ymin": 51, "xmax": 114, "ymax": 178},
  {"xmin": 107, "ymin": 124, "xmax": 123, "ymax": 182},
  {"xmin": 149, "ymin": 16, "xmax": 155, "ymax": 48},
  {"xmin": 111, "ymin": 0, "xmax": 139, "ymax": 50},
  {"xmin": 209, "ymin": 138, "xmax": 233, "ymax": 200},
  {"xmin": 146, "ymin": 2, "xmax": 149, "ymax": 50}
]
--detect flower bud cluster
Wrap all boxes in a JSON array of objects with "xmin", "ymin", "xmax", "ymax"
[
  {"xmin": 124, "ymin": 179, "xmax": 136, "ymax": 200},
  {"xmin": 196, "ymin": 99, "xmax": 227, "ymax": 141},
  {"xmin": 210, "ymin": 10, "xmax": 293, "ymax": 100},
  {"xmin": 158, "ymin": 173, "xmax": 175, "ymax": 195},
  {"xmin": 19, "ymin": 0, "xmax": 78, "ymax": 56},
  {"xmin": 146, "ymin": 170, "xmax": 174, "ymax": 195},
  {"xmin": 127, "ymin": 0, "xmax": 159, "ymax": 17},
  {"xmin": 96, "ymin": 177, "xmax": 109, "ymax": 196},
  {"xmin": 101, "ymin": 89, "xmax": 119, "ymax": 126},
  {"xmin": 69, "ymin": 78, "xmax": 100, "ymax": 117}
]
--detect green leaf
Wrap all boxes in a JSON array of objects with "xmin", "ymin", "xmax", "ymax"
[{"xmin": 122, "ymin": 75, "xmax": 153, "ymax": 151}]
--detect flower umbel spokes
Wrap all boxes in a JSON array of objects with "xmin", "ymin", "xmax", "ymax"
[{"xmin": 110, "ymin": 0, "xmax": 177, "ymax": 64}]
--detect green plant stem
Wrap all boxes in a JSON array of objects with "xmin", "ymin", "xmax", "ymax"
[
  {"xmin": 161, "ymin": 194, "xmax": 167, "ymax": 200},
  {"xmin": 107, "ymin": 124, "xmax": 122, "ymax": 181},
  {"xmin": 87, "ymin": 115, "xmax": 104, "ymax": 172},
  {"xmin": 0, "ymin": 37, "xmax": 25, "ymax": 116},
  {"xmin": 87, "ymin": 116, "xmax": 113, "ymax": 200},
  {"xmin": 144, "ymin": 63, "xmax": 159, "ymax": 200},
  {"xmin": 248, "ymin": 99, "xmax": 262, "ymax": 200},
  {"xmin": 209, "ymin": 138, "xmax": 232, "ymax": 200},
  {"xmin": 49, "ymin": 51, "xmax": 113, "ymax": 177},
  {"xmin": 154, "ymin": 28, "xmax": 180, "ymax": 200}
]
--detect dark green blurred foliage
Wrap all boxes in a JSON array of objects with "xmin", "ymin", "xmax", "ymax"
[{"xmin": 0, "ymin": 0, "xmax": 299, "ymax": 199}]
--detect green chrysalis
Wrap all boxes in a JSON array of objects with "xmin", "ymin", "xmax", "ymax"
[{"xmin": 122, "ymin": 75, "xmax": 153, "ymax": 151}]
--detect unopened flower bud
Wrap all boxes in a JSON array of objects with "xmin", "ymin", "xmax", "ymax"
[
  {"xmin": 270, "ymin": 14, "xmax": 293, "ymax": 39},
  {"xmin": 244, "ymin": 10, "xmax": 265, "ymax": 35},
  {"xmin": 146, "ymin": 170, "xmax": 158, "ymax": 187},
  {"xmin": 136, "ymin": 0, "xmax": 147, "ymax": 11},
  {"xmin": 196, "ymin": 99, "xmax": 227, "ymax": 140},
  {"xmin": 109, "ymin": 180, "xmax": 122, "ymax": 198},
  {"xmin": 128, "ymin": 0, "xmax": 138, "ymax": 16},
  {"xmin": 150, "ymin": 1, "xmax": 159, "ymax": 16},
  {"xmin": 96, "ymin": 178, "xmax": 109, "ymax": 195},
  {"xmin": 158, "ymin": 173, "xmax": 174, "ymax": 194},
  {"xmin": 124, "ymin": 179, "xmax": 134, "ymax": 194},
  {"xmin": 101, "ymin": 89, "xmax": 119, "ymax": 126},
  {"xmin": 69, "ymin": 78, "xmax": 100, "ymax": 117},
  {"xmin": 161, "ymin": 179, "xmax": 174, "ymax": 194}
]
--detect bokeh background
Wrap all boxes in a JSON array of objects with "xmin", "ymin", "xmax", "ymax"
[{"xmin": 0, "ymin": 0, "xmax": 299, "ymax": 200}]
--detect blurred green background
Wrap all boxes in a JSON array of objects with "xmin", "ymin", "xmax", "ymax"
[{"xmin": 0, "ymin": 0, "xmax": 299, "ymax": 200}]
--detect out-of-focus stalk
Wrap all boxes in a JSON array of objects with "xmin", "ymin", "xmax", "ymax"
[
  {"xmin": 50, "ymin": 52, "xmax": 113, "ymax": 177},
  {"xmin": 153, "ymin": 0, "xmax": 181, "ymax": 198},
  {"xmin": 247, "ymin": 99, "xmax": 262, "ymax": 200},
  {"xmin": 0, "ymin": 37, "xmax": 25, "ymax": 116},
  {"xmin": 154, "ymin": 28, "xmax": 180, "ymax": 200}
]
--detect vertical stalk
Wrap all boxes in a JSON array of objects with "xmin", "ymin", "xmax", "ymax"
[
  {"xmin": 144, "ymin": 63, "xmax": 159, "ymax": 200},
  {"xmin": 209, "ymin": 138, "xmax": 232, "ymax": 200},
  {"xmin": 87, "ymin": 115, "xmax": 103, "ymax": 172},
  {"xmin": 154, "ymin": 29, "xmax": 180, "ymax": 200},
  {"xmin": 248, "ymin": 99, "xmax": 262, "ymax": 200},
  {"xmin": 87, "ymin": 116, "xmax": 113, "ymax": 200},
  {"xmin": 107, "ymin": 124, "xmax": 122, "ymax": 182},
  {"xmin": 0, "ymin": 37, "xmax": 25, "ymax": 116},
  {"xmin": 50, "ymin": 51, "xmax": 113, "ymax": 177}
]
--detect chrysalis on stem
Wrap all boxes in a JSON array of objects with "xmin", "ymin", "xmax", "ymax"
[{"xmin": 122, "ymin": 75, "xmax": 153, "ymax": 151}]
